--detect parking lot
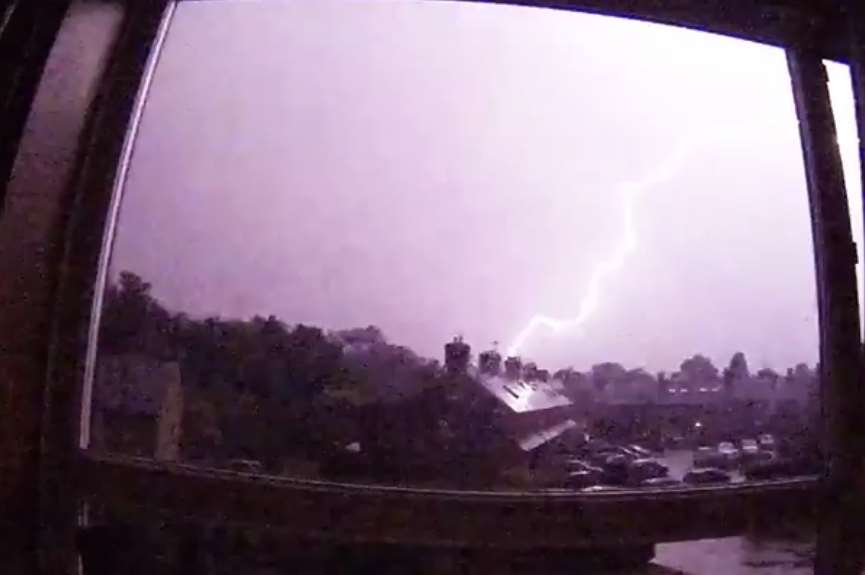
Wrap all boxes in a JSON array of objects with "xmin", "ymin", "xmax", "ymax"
[{"xmin": 658, "ymin": 449, "xmax": 745, "ymax": 483}]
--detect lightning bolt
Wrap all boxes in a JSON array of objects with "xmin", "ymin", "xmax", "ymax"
[{"xmin": 506, "ymin": 140, "xmax": 693, "ymax": 358}]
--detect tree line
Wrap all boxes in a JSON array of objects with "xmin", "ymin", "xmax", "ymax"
[{"xmin": 96, "ymin": 271, "xmax": 818, "ymax": 481}]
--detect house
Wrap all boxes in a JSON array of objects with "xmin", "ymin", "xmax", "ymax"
[{"xmin": 474, "ymin": 373, "xmax": 586, "ymax": 485}]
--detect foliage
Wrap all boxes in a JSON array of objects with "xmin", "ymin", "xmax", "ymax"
[
  {"xmin": 679, "ymin": 354, "xmax": 720, "ymax": 387},
  {"xmin": 98, "ymin": 270, "xmax": 821, "ymax": 480},
  {"xmin": 98, "ymin": 271, "xmax": 449, "ymax": 469}
]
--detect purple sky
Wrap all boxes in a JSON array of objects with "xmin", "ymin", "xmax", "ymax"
[{"xmin": 110, "ymin": 0, "xmax": 862, "ymax": 373}]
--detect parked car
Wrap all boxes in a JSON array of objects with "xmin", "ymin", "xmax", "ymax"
[
  {"xmin": 611, "ymin": 446, "xmax": 640, "ymax": 461},
  {"xmin": 750, "ymin": 449, "xmax": 775, "ymax": 465},
  {"xmin": 600, "ymin": 454, "xmax": 630, "ymax": 485},
  {"xmin": 564, "ymin": 458, "xmax": 603, "ymax": 474},
  {"xmin": 627, "ymin": 459, "xmax": 669, "ymax": 484},
  {"xmin": 758, "ymin": 433, "xmax": 776, "ymax": 451},
  {"xmin": 744, "ymin": 458, "xmax": 820, "ymax": 481},
  {"xmin": 588, "ymin": 447, "xmax": 636, "ymax": 466},
  {"xmin": 740, "ymin": 438, "xmax": 760, "ymax": 462},
  {"xmin": 694, "ymin": 446, "xmax": 726, "ymax": 469},
  {"xmin": 740, "ymin": 438, "xmax": 759, "ymax": 453},
  {"xmin": 628, "ymin": 444, "xmax": 654, "ymax": 458},
  {"xmin": 587, "ymin": 450, "xmax": 612, "ymax": 466},
  {"xmin": 717, "ymin": 441, "xmax": 740, "ymax": 466},
  {"xmin": 564, "ymin": 470, "xmax": 603, "ymax": 489},
  {"xmin": 683, "ymin": 468, "xmax": 731, "ymax": 485},
  {"xmin": 641, "ymin": 477, "xmax": 682, "ymax": 488}
]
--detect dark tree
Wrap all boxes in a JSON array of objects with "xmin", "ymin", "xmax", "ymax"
[
  {"xmin": 591, "ymin": 362, "xmax": 627, "ymax": 392},
  {"xmin": 679, "ymin": 354, "xmax": 719, "ymax": 389},
  {"xmin": 100, "ymin": 271, "xmax": 173, "ymax": 357},
  {"xmin": 756, "ymin": 367, "xmax": 780, "ymax": 390}
]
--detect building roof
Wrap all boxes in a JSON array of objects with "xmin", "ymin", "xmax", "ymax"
[
  {"xmin": 477, "ymin": 375, "xmax": 572, "ymax": 413},
  {"xmin": 516, "ymin": 419, "xmax": 579, "ymax": 451}
]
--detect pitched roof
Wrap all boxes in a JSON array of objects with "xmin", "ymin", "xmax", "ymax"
[{"xmin": 476, "ymin": 374, "xmax": 572, "ymax": 413}]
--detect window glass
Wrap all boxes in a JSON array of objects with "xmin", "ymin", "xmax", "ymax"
[
  {"xmin": 91, "ymin": 0, "xmax": 820, "ymax": 497},
  {"xmin": 826, "ymin": 61, "xmax": 864, "ymax": 331}
]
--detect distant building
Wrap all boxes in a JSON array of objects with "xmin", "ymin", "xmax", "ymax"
[
  {"xmin": 660, "ymin": 371, "xmax": 723, "ymax": 406},
  {"xmin": 444, "ymin": 336, "xmax": 470, "ymax": 376},
  {"xmin": 522, "ymin": 363, "xmax": 550, "ymax": 382},
  {"xmin": 474, "ymin": 372, "xmax": 584, "ymax": 484},
  {"xmin": 504, "ymin": 356, "xmax": 522, "ymax": 380},
  {"xmin": 478, "ymin": 349, "xmax": 502, "ymax": 376}
]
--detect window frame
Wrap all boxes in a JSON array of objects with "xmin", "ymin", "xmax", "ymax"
[{"xmin": 1, "ymin": 0, "xmax": 862, "ymax": 572}]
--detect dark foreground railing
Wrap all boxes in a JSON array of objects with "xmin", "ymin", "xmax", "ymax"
[{"xmin": 76, "ymin": 452, "xmax": 818, "ymax": 551}]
